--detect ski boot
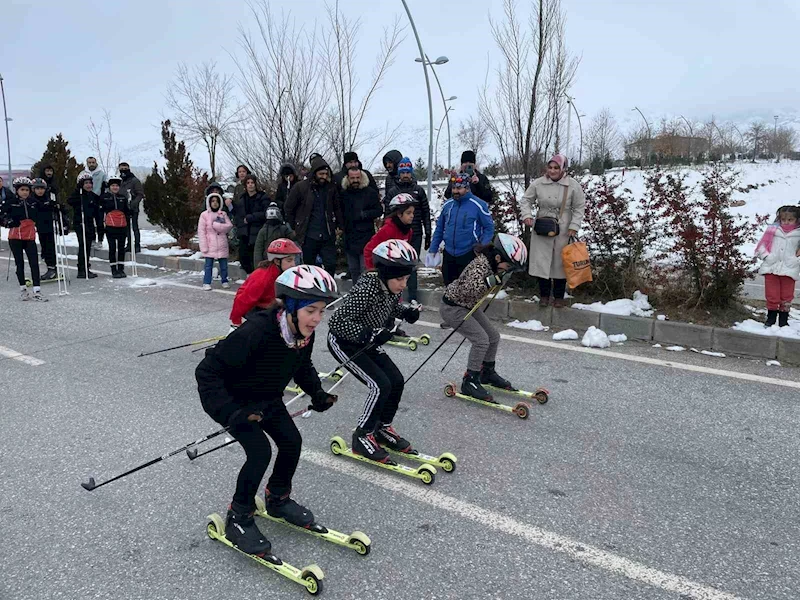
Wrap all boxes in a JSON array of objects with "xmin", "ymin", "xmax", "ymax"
[
  {"xmin": 765, "ymin": 310, "xmax": 778, "ymax": 327},
  {"xmin": 391, "ymin": 323, "xmax": 409, "ymax": 338},
  {"xmin": 31, "ymin": 290, "xmax": 48, "ymax": 302},
  {"xmin": 461, "ymin": 370, "xmax": 495, "ymax": 402},
  {"xmin": 225, "ymin": 501, "xmax": 272, "ymax": 555},
  {"xmin": 375, "ymin": 423, "xmax": 413, "ymax": 453},
  {"xmin": 41, "ymin": 268, "xmax": 58, "ymax": 281},
  {"xmin": 351, "ymin": 427, "xmax": 392, "ymax": 463},
  {"xmin": 265, "ymin": 489, "xmax": 315, "ymax": 528},
  {"xmin": 480, "ymin": 361, "xmax": 514, "ymax": 391}
]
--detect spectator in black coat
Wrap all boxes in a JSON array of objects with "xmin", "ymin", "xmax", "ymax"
[
  {"xmin": 340, "ymin": 166, "xmax": 383, "ymax": 283},
  {"xmin": 274, "ymin": 163, "xmax": 298, "ymax": 212},
  {"xmin": 232, "ymin": 174, "xmax": 269, "ymax": 274},
  {"xmin": 444, "ymin": 150, "xmax": 495, "ymax": 205},
  {"xmin": 41, "ymin": 165, "xmax": 59, "ymax": 200},
  {"xmin": 334, "ymin": 151, "xmax": 378, "ymax": 192},
  {"xmin": 381, "ymin": 149, "xmax": 403, "ymax": 205},
  {"xmin": 68, "ymin": 173, "xmax": 102, "ymax": 278}
]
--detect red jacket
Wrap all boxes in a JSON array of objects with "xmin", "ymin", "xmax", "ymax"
[
  {"xmin": 363, "ymin": 216, "xmax": 412, "ymax": 270},
  {"xmin": 230, "ymin": 264, "xmax": 280, "ymax": 325}
]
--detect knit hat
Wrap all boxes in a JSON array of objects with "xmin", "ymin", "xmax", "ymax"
[
  {"xmin": 284, "ymin": 297, "xmax": 319, "ymax": 314},
  {"xmin": 397, "ymin": 157, "xmax": 413, "ymax": 174},
  {"xmin": 343, "ymin": 151, "xmax": 359, "ymax": 164},
  {"xmin": 548, "ymin": 154, "xmax": 567, "ymax": 169},
  {"xmin": 451, "ymin": 172, "xmax": 471, "ymax": 189},
  {"xmin": 460, "ymin": 150, "xmax": 476, "ymax": 165}
]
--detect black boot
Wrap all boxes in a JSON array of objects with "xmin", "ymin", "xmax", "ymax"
[
  {"xmin": 765, "ymin": 310, "xmax": 778, "ymax": 327},
  {"xmin": 87, "ymin": 270, "xmax": 98, "ymax": 279},
  {"xmin": 778, "ymin": 311, "xmax": 790, "ymax": 328},
  {"xmin": 375, "ymin": 423, "xmax": 413, "ymax": 453},
  {"xmin": 225, "ymin": 501, "xmax": 272, "ymax": 554},
  {"xmin": 461, "ymin": 370, "xmax": 494, "ymax": 402},
  {"xmin": 480, "ymin": 361, "xmax": 515, "ymax": 390},
  {"xmin": 41, "ymin": 268, "xmax": 57, "ymax": 281},
  {"xmin": 264, "ymin": 489, "xmax": 315, "ymax": 528},
  {"xmin": 112, "ymin": 265, "xmax": 123, "ymax": 279},
  {"xmin": 118, "ymin": 265, "xmax": 127, "ymax": 278},
  {"xmin": 351, "ymin": 427, "xmax": 392, "ymax": 463}
]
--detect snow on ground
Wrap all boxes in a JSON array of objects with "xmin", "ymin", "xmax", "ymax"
[
  {"xmin": 766, "ymin": 360, "xmax": 782, "ymax": 367},
  {"xmin": 488, "ymin": 289, "xmax": 508, "ymax": 300},
  {"xmin": 572, "ymin": 291, "xmax": 654, "ymax": 318},
  {"xmin": 552, "ymin": 329, "xmax": 579, "ymax": 340},
  {"xmin": 657, "ymin": 315, "xmax": 667, "ymax": 321},
  {"xmin": 139, "ymin": 247, "xmax": 192, "ymax": 257},
  {"xmin": 582, "ymin": 326, "xmax": 610, "ymax": 348},
  {"xmin": 732, "ymin": 318, "xmax": 800, "ymax": 338},
  {"xmin": 691, "ymin": 348, "xmax": 726, "ymax": 358},
  {"xmin": 608, "ymin": 334, "xmax": 628, "ymax": 343},
  {"xmin": 665, "ymin": 346, "xmax": 686, "ymax": 352},
  {"xmin": 129, "ymin": 278, "xmax": 158, "ymax": 287},
  {"xmin": 507, "ymin": 319, "xmax": 549, "ymax": 331}
]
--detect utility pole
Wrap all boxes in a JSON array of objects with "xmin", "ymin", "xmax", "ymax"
[
  {"xmin": 774, "ymin": 115, "xmax": 779, "ymax": 162},
  {"xmin": 0, "ymin": 74, "xmax": 12, "ymax": 183}
]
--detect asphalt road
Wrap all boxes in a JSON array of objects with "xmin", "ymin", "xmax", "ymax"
[{"xmin": 1, "ymin": 262, "xmax": 798, "ymax": 600}]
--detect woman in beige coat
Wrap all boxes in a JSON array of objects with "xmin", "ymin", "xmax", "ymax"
[{"xmin": 519, "ymin": 154, "xmax": 585, "ymax": 307}]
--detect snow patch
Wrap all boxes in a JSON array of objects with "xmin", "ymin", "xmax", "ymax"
[
  {"xmin": 652, "ymin": 343, "xmax": 662, "ymax": 348},
  {"xmin": 488, "ymin": 289, "xmax": 508, "ymax": 300},
  {"xmin": 665, "ymin": 346, "xmax": 685, "ymax": 352},
  {"xmin": 608, "ymin": 334, "xmax": 628, "ymax": 343},
  {"xmin": 572, "ymin": 291, "xmax": 653, "ymax": 318},
  {"xmin": 507, "ymin": 319, "xmax": 549, "ymax": 332},
  {"xmin": 732, "ymin": 319, "xmax": 800, "ymax": 339},
  {"xmin": 130, "ymin": 278, "xmax": 158, "ymax": 287},
  {"xmin": 690, "ymin": 348, "xmax": 726, "ymax": 358},
  {"xmin": 552, "ymin": 329, "xmax": 579, "ymax": 341},
  {"xmin": 766, "ymin": 360, "xmax": 781, "ymax": 367},
  {"xmin": 139, "ymin": 246, "xmax": 192, "ymax": 257},
  {"xmin": 656, "ymin": 314, "xmax": 667, "ymax": 321},
  {"xmin": 582, "ymin": 326, "xmax": 610, "ymax": 348}
]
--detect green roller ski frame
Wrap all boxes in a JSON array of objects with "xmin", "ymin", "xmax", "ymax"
[
  {"xmin": 381, "ymin": 446, "xmax": 458, "ymax": 473},
  {"xmin": 329, "ymin": 436, "xmax": 436, "ymax": 485},
  {"xmin": 285, "ymin": 369, "xmax": 345, "ymax": 394},
  {"xmin": 25, "ymin": 276, "xmax": 64, "ymax": 287},
  {"xmin": 386, "ymin": 333, "xmax": 431, "ymax": 352},
  {"xmin": 254, "ymin": 497, "xmax": 371, "ymax": 556},
  {"xmin": 484, "ymin": 384, "xmax": 550, "ymax": 405},
  {"xmin": 205, "ymin": 513, "xmax": 324, "ymax": 595},
  {"xmin": 443, "ymin": 383, "xmax": 531, "ymax": 420}
]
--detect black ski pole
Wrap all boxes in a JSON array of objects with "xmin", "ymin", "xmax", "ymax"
[
  {"xmin": 191, "ymin": 342, "xmax": 218, "ymax": 354},
  {"xmin": 138, "ymin": 335, "xmax": 226, "ymax": 357},
  {"xmin": 81, "ymin": 427, "xmax": 230, "ymax": 491}
]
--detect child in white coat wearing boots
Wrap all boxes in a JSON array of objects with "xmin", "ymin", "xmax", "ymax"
[{"xmin": 755, "ymin": 205, "xmax": 800, "ymax": 327}]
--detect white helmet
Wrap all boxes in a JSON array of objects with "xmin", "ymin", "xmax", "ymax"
[
  {"xmin": 77, "ymin": 171, "xmax": 94, "ymax": 184},
  {"xmin": 12, "ymin": 176, "xmax": 33, "ymax": 189},
  {"xmin": 388, "ymin": 193, "xmax": 418, "ymax": 211}
]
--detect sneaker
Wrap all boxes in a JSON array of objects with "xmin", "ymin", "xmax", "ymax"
[
  {"xmin": 375, "ymin": 424, "xmax": 413, "ymax": 453},
  {"xmin": 225, "ymin": 502, "xmax": 272, "ymax": 555},
  {"xmin": 264, "ymin": 490, "xmax": 315, "ymax": 528},
  {"xmin": 31, "ymin": 290, "xmax": 49, "ymax": 302},
  {"xmin": 203, "ymin": 284, "xmax": 212, "ymax": 291},
  {"xmin": 351, "ymin": 428, "xmax": 392, "ymax": 463},
  {"xmin": 221, "ymin": 282, "xmax": 230, "ymax": 289},
  {"xmin": 20, "ymin": 288, "xmax": 31, "ymax": 301},
  {"xmin": 461, "ymin": 370, "xmax": 495, "ymax": 402}
]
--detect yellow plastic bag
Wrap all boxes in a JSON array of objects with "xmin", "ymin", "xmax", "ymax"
[{"xmin": 561, "ymin": 239, "xmax": 592, "ymax": 289}]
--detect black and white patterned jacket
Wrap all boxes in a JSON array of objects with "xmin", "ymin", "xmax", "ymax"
[{"xmin": 328, "ymin": 271, "xmax": 405, "ymax": 344}]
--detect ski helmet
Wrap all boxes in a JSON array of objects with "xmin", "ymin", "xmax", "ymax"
[
  {"xmin": 12, "ymin": 176, "xmax": 32, "ymax": 190},
  {"xmin": 387, "ymin": 193, "xmax": 418, "ymax": 211},
  {"xmin": 372, "ymin": 239, "xmax": 418, "ymax": 268},
  {"xmin": 204, "ymin": 181, "xmax": 224, "ymax": 196},
  {"xmin": 267, "ymin": 238, "xmax": 302, "ymax": 261},
  {"xmin": 31, "ymin": 178, "xmax": 47, "ymax": 189},
  {"xmin": 493, "ymin": 233, "xmax": 528, "ymax": 272},
  {"xmin": 265, "ymin": 202, "xmax": 283, "ymax": 222},
  {"xmin": 77, "ymin": 171, "xmax": 94, "ymax": 185},
  {"xmin": 450, "ymin": 172, "xmax": 471, "ymax": 189},
  {"xmin": 107, "ymin": 173, "xmax": 122, "ymax": 186},
  {"xmin": 275, "ymin": 265, "xmax": 339, "ymax": 302}
]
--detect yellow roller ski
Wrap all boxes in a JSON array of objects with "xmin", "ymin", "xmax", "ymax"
[
  {"xmin": 484, "ymin": 384, "xmax": 550, "ymax": 405},
  {"xmin": 381, "ymin": 447, "xmax": 458, "ymax": 473},
  {"xmin": 386, "ymin": 333, "xmax": 431, "ymax": 352},
  {"xmin": 205, "ymin": 513, "xmax": 324, "ymax": 595},
  {"xmin": 443, "ymin": 383, "xmax": 531, "ymax": 420},
  {"xmin": 329, "ymin": 436, "xmax": 436, "ymax": 485}
]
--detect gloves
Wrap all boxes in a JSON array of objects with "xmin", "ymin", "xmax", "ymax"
[
  {"xmin": 485, "ymin": 274, "xmax": 503, "ymax": 288},
  {"xmin": 402, "ymin": 304, "xmax": 420, "ymax": 324},
  {"xmin": 310, "ymin": 390, "xmax": 338, "ymax": 413},
  {"xmin": 371, "ymin": 328, "xmax": 394, "ymax": 346},
  {"xmin": 228, "ymin": 407, "xmax": 263, "ymax": 428}
]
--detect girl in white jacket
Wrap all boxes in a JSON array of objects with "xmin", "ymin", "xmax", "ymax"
[{"xmin": 755, "ymin": 206, "xmax": 800, "ymax": 327}]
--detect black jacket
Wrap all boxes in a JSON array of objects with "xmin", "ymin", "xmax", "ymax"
[
  {"xmin": 335, "ymin": 166, "xmax": 378, "ymax": 193},
  {"xmin": 327, "ymin": 271, "xmax": 405, "ymax": 344},
  {"xmin": 40, "ymin": 169, "xmax": 59, "ymax": 201},
  {"xmin": 274, "ymin": 163, "xmax": 299, "ymax": 211},
  {"xmin": 31, "ymin": 191, "xmax": 57, "ymax": 234},
  {"xmin": 385, "ymin": 178, "xmax": 431, "ymax": 243},
  {"xmin": 233, "ymin": 190, "xmax": 269, "ymax": 245},
  {"xmin": 195, "ymin": 308, "xmax": 324, "ymax": 426},
  {"xmin": 120, "ymin": 173, "xmax": 144, "ymax": 212},
  {"xmin": 381, "ymin": 149, "xmax": 403, "ymax": 199},
  {"xmin": 67, "ymin": 187, "xmax": 102, "ymax": 224},
  {"xmin": 285, "ymin": 156, "xmax": 344, "ymax": 245},
  {"xmin": 445, "ymin": 169, "xmax": 494, "ymax": 204},
  {"xmin": 339, "ymin": 171, "xmax": 383, "ymax": 253},
  {"xmin": 0, "ymin": 193, "xmax": 38, "ymax": 229},
  {"xmin": 100, "ymin": 191, "xmax": 132, "ymax": 224}
]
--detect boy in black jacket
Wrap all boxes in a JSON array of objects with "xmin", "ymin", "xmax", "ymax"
[
  {"xmin": 68, "ymin": 172, "xmax": 102, "ymax": 279},
  {"xmin": 31, "ymin": 178, "xmax": 58, "ymax": 281}
]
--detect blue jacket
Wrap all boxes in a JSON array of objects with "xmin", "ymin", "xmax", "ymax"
[{"xmin": 429, "ymin": 192, "xmax": 494, "ymax": 257}]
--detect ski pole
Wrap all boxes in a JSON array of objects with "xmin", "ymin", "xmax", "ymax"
[
  {"xmin": 404, "ymin": 285, "xmax": 500, "ymax": 385},
  {"xmin": 129, "ymin": 218, "xmax": 138, "ymax": 278},
  {"xmin": 138, "ymin": 335, "xmax": 226, "ymax": 357},
  {"xmin": 80, "ymin": 205, "xmax": 89, "ymax": 279},
  {"xmin": 190, "ymin": 342, "xmax": 218, "ymax": 354},
  {"xmin": 80, "ymin": 426, "xmax": 230, "ymax": 491},
  {"xmin": 58, "ymin": 209, "xmax": 71, "ymax": 287},
  {"xmin": 439, "ymin": 281, "xmax": 508, "ymax": 373},
  {"xmin": 282, "ymin": 370, "xmax": 349, "ymax": 410}
]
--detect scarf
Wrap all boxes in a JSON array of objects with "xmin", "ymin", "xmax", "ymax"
[
  {"xmin": 755, "ymin": 223, "xmax": 799, "ymax": 255},
  {"xmin": 277, "ymin": 308, "xmax": 311, "ymax": 350}
]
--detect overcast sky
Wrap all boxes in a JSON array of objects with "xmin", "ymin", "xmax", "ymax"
[{"xmin": 3, "ymin": 0, "xmax": 798, "ymax": 172}]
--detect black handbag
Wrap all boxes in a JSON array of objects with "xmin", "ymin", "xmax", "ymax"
[{"xmin": 533, "ymin": 185, "xmax": 569, "ymax": 237}]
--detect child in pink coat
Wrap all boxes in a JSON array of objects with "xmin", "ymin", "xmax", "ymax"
[{"xmin": 198, "ymin": 192, "xmax": 234, "ymax": 290}]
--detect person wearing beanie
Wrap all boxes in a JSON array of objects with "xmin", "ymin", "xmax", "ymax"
[
  {"xmin": 444, "ymin": 149, "xmax": 495, "ymax": 204},
  {"xmin": 118, "ymin": 162, "xmax": 144, "ymax": 253},
  {"xmin": 520, "ymin": 153, "xmax": 585, "ymax": 308},
  {"xmin": 198, "ymin": 191, "xmax": 234, "ymax": 290},
  {"xmin": 381, "ymin": 149, "xmax": 404, "ymax": 200},
  {"xmin": 274, "ymin": 163, "xmax": 298, "ymax": 212},
  {"xmin": 284, "ymin": 154, "xmax": 344, "ymax": 274},
  {"xmin": 335, "ymin": 151, "xmax": 378, "ymax": 192},
  {"xmin": 327, "ymin": 239, "xmax": 421, "ymax": 463}
]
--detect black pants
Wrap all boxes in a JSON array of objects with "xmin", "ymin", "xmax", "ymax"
[
  {"xmin": 238, "ymin": 239, "xmax": 256, "ymax": 274},
  {"xmin": 406, "ymin": 234, "xmax": 422, "ymax": 302},
  {"xmin": 327, "ymin": 333, "xmax": 404, "ymax": 430},
  {"xmin": 106, "ymin": 227, "xmax": 127, "ymax": 268},
  {"xmin": 39, "ymin": 231, "xmax": 56, "ymax": 268},
  {"xmin": 228, "ymin": 403, "xmax": 302, "ymax": 507},
  {"xmin": 76, "ymin": 218, "xmax": 95, "ymax": 274},
  {"xmin": 302, "ymin": 237, "xmax": 337, "ymax": 275},
  {"xmin": 93, "ymin": 212, "xmax": 105, "ymax": 243},
  {"xmin": 442, "ymin": 250, "xmax": 475, "ymax": 285},
  {"xmin": 128, "ymin": 211, "xmax": 141, "ymax": 250},
  {"xmin": 9, "ymin": 239, "xmax": 40, "ymax": 286},
  {"xmin": 539, "ymin": 277, "xmax": 567, "ymax": 299}
]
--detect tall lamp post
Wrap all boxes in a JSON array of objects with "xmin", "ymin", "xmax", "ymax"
[
  {"xmin": 678, "ymin": 115, "xmax": 694, "ymax": 162},
  {"xmin": 0, "ymin": 74, "xmax": 12, "ymax": 183},
  {"xmin": 401, "ymin": 1, "xmax": 434, "ymax": 204},
  {"xmin": 434, "ymin": 106, "xmax": 455, "ymax": 168},
  {"xmin": 632, "ymin": 106, "xmax": 652, "ymax": 166},
  {"xmin": 415, "ymin": 56, "xmax": 456, "ymax": 169},
  {"xmin": 731, "ymin": 124, "xmax": 746, "ymax": 160},
  {"xmin": 563, "ymin": 94, "xmax": 584, "ymax": 169}
]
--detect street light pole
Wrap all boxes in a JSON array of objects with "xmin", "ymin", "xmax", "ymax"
[
  {"xmin": 434, "ymin": 107, "xmax": 454, "ymax": 169},
  {"xmin": 0, "ymin": 74, "xmax": 12, "ymax": 183},
  {"xmin": 415, "ymin": 56, "xmax": 456, "ymax": 169},
  {"xmin": 402, "ymin": 1, "xmax": 434, "ymax": 205},
  {"xmin": 678, "ymin": 115, "xmax": 694, "ymax": 162},
  {"xmin": 731, "ymin": 124, "xmax": 745, "ymax": 160},
  {"xmin": 632, "ymin": 106, "xmax": 652, "ymax": 166}
]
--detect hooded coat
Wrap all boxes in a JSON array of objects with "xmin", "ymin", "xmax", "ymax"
[
  {"xmin": 40, "ymin": 165, "xmax": 59, "ymax": 200},
  {"xmin": 284, "ymin": 156, "xmax": 343, "ymax": 245},
  {"xmin": 198, "ymin": 194, "xmax": 234, "ymax": 259},
  {"xmin": 274, "ymin": 163, "xmax": 299, "ymax": 211},
  {"xmin": 382, "ymin": 149, "xmax": 403, "ymax": 198},
  {"xmin": 757, "ymin": 226, "xmax": 800, "ymax": 280},
  {"xmin": 340, "ymin": 170, "xmax": 383, "ymax": 253},
  {"xmin": 232, "ymin": 188, "xmax": 269, "ymax": 245}
]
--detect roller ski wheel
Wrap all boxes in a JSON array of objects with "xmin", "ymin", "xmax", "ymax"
[
  {"xmin": 380, "ymin": 446, "xmax": 458, "ymax": 473},
  {"xmin": 387, "ymin": 337, "xmax": 417, "ymax": 351},
  {"xmin": 443, "ymin": 383, "xmax": 532, "ymax": 421},
  {"xmin": 329, "ymin": 436, "xmax": 437, "ymax": 485},
  {"xmin": 484, "ymin": 384, "xmax": 550, "ymax": 405},
  {"xmin": 25, "ymin": 278, "xmax": 63, "ymax": 287},
  {"xmin": 254, "ymin": 497, "xmax": 372, "ymax": 556},
  {"xmin": 205, "ymin": 513, "xmax": 324, "ymax": 595}
]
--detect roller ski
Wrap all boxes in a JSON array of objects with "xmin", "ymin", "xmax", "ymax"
[
  {"xmin": 206, "ymin": 503, "xmax": 324, "ymax": 595},
  {"xmin": 329, "ymin": 431, "xmax": 436, "ymax": 485},
  {"xmin": 254, "ymin": 496, "xmax": 371, "ymax": 556},
  {"xmin": 285, "ymin": 368, "xmax": 345, "ymax": 394},
  {"xmin": 480, "ymin": 361, "xmax": 549, "ymax": 405},
  {"xmin": 374, "ymin": 424, "xmax": 457, "ymax": 473},
  {"xmin": 25, "ymin": 273, "xmax": 64, "ymax": 286},
  {"xmin": 387, "ymin": 333, "xmax": 431, "ymax": 352},
  {"xmin": 443, "ymin": 371, "xmax": 531, "ymax": 420}
]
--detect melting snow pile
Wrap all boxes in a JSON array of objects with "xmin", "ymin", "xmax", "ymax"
[
  {"xmin": 732, "ymin": 319, "xmax": 800, "ymax": 339},
  {"xmin": 488, "ymin": 289, "xmax": 508, "ymax": 300},
  {"xmin": 552, "ymin": 329, "xmax": 579, "ymax": 341},
  {"xmin": 572, "ymin": 291, "xmax": 654, "ymax": 318},
  {"xmin": 608, "ymin": 334, "xmax": 628, "ymax": 343},
  {"xmin": 581, "ymin": 326, "xmax": 610, "ymax": 348},
  {"xmin": 507, "ymin": 319, "xmax": 549, "ymax": 332}
]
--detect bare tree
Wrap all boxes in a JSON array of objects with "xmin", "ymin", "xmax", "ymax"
[
  {"xmin": 455, "ymin": 115, "xmax": 491, "ymax": 160},
  {"xmin": 747, "ymin": 122, "xmax": 767, "ymax": 162},
  {"xmin": 585, "ymin": 108, "xmax": 620, "ymax": 163},
  {"xmin": 225, "ymin": 1, "xmax": 331, "ymax": 184},
  {"xmin": 87, "ymin": 109, "xmax": 120, "ymax": 174},
  {"xmin": 165, "ymin": 61, "xmax": 244, "ymax": 179},
  {"xmin": 771, "ymin": 125, "xmax": 797, "ymax": 162}
]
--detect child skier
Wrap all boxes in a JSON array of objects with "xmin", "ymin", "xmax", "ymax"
[
  {"xmin": 100, "ymin": 174, "xmax": 132, "ymax": 278},
  {"xmin": 198, "ymin": 191, "xmax": 234, "ymax": 290},
  {"xmin": 755, "ymin": 205, "xmax": 800, "ymax": 327},
  {"xmin": 439, "ymin": 233, "xmax": 528, "ymax": 401},
  {"xmin": 253, "ymin": 202, "xmax": 295, "ymax": 265},
  {"xmin": 0, "ymin": 177, "xmax": 47, "ymax": 301},
  {"xmin": 230, "ymin": 238, "xmax": 302, "ymax": 327},
  {"xmin": 196, "ymin": 264, "xmax": 339, "ymax": 554},
  {"xmin": 327, "ymin": 239, "xmax": 421, "ymax": 463},
  {"xmin": 30, "ymin": 178, "xmax": 59, "ymax": 281},
  {"xmin": 67, "ymin": 172, "xmax": 102, "ymax": 279}
]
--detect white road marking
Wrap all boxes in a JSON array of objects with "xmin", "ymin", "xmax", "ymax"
[
  {"xmin": 416, "ymin": 320, "xmax": 800, "ymax": 390},
  {"xmin": 303, "ymin": 449, "xmax": 743, "ymax": 600},
  {"xmin": 0, "ymin": 345, "xmax": 45, "ymax": 366}
]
